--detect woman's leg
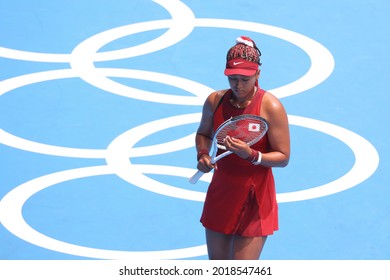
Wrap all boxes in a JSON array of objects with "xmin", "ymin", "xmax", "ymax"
[
  {"xmin": 205, "ymin": 228, "xmax": 234, "ymax": 260},
  {"xmin": 232, "ymin": 235, "xmax": 267, "ymax": 260}
]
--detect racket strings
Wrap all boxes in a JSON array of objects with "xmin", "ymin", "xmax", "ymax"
[{"xmin": 215, "ymin": 119, "xmax": 267, "ymax": 149}]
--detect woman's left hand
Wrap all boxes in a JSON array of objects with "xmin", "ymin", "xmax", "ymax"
[{"xmin": 224, "ymin": 136, "xmax": 252, "ymax": 159}]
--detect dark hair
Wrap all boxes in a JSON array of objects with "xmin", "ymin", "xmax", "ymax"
[{"xmin": 226, "ymin": 36, "xmax": 262, "ymax": 65}]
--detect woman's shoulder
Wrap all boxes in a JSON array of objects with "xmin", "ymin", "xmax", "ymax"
[
  {"xmin": 262, "ymin": 90, "xmax": 284, "ymax": 109},
  {"xmin": 204, "ymin": 89, "xmax": 229, "ymax": 110},
  {"xmin": 261, "ymin": 90, "xmax": 287, "ymax": 119},
  {"xmin": 208, "ymin": 89, "xmax": 229, "ymax": 101}
]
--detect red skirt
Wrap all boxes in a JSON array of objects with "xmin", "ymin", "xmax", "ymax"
[{"xmin": 200, "ymin": 154, "xmax": 278, "ymax": 237}]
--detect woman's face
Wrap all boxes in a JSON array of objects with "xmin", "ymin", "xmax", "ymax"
[{"xmin": 227, "ymin": 71, "xmax": 259, "ymax": 99}]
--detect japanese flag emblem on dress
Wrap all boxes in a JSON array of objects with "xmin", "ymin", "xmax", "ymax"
[{"xmin": 248, "ymin": 123, "xmax": 260, "ymax": 132}]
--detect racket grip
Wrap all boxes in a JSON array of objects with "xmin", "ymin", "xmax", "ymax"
[{"xmin": 189, "ymin": 170, "xmax": 205, "ymax": 184}]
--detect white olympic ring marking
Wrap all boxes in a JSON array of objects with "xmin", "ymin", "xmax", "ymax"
[
  {"xmin": 195, "ymin": 19, "xmax": 335, "ymax": 99},
  {"xmin": 0, "ymin": 67, "xmax": 212, "ymax": 157},
  {"xmin": 106, "ymin": 113, "xmax": 379, "ymax": 202},
  {"xmin": 106, "ymin": 113, "xmax": 208, "ymax": 201},
  {"xmin": 0, "ymin": 165, "xmax": 207, "ymax": 260},
  {"xmin": 70, "ymin": 18, "xmax": 334, "ymax": 103},
  {"xmin": 0, "ymin": 0, "xmax": 189, "ymax": 63},
  {"xmin": 278, "ymin": 116, "xmax": 380, "ymax": 202},
  {"xmin": 70, "ymin": 0, "xmax": 207, "ymax": 105}
]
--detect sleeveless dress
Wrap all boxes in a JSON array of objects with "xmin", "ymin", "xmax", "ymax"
[{"xmin": 200, "ymin": 88, "xmax": 278, "ymax": 237}]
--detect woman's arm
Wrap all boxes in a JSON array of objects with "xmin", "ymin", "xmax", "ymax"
[
  {"xmin": 195, "ymin": 91, "xmax": 224, "ymax": 173},
  {"xmin": 260, "ymin": 92, "xmax": 290, "ymax": 167}
]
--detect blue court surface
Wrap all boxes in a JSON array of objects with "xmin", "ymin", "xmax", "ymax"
[{"xmin": 0, "ymin": 0, "xmax": 389, "ymax": 261}]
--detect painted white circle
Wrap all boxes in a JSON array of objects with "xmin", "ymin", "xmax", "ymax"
[
  {"xmin": 69, "ymin": 0, "xmax": 203, "ymax": 105},
  {"xmin": 70, "ymin": 18, "xmax": 334, "ymax": 104},
  {"xmin": 278, "ymin": 115, "xmax": 380, "ymax": 202},
  {"xmin": 106, "ymin": 113, "xmax": 209, "ymax": 202},
  {"xmin": 195, "ymin": 19, "xmax": 335, "ymax": 98},
  {"xmin": 0, "ymin": 69, "xmax": 212, "ymax": 155},
  {"xmin": 106, "ymin": 113, "xmax": 379, "ymax": 202},
  {"xmin": 0, "ymin": 165, "xmax": 207, "ymax": 260}
]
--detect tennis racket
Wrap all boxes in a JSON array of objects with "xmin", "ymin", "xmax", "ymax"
[{"xmin": 189, "ymin": 114, "xmax": 268, "ymax": 184}]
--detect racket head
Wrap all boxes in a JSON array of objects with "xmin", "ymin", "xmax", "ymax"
[{"xmin": 214, "ymin": 114, "xmax": 268, "ymax": 150}]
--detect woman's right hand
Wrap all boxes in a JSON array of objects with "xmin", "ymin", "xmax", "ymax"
[{"xmin": 197, "ymin": 154, "xmax": 216, "ymax": 173}]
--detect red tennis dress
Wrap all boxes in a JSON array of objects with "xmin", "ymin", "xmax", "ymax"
[{"xmin": 200, "ymin": 88, "xmax": 278, "ymax": 237}]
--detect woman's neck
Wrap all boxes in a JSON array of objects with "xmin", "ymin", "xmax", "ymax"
[{"xmin": 230, "ymin": 87, "xmax": 257, "ymax": 108}]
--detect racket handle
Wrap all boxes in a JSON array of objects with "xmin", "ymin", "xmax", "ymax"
[{"xmin": 189, "ymin": 170, "xmax": 204, "ymax": 184}]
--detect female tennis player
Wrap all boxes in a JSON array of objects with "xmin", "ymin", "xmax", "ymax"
[{"xmin": 195, "ymin": 36, "xmax": 290, "ymax": 260}]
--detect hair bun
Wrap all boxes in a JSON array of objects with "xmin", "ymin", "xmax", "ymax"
[{"xmin": 236, "ymin": 36, "xmax": 255, "ymax": 48}]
